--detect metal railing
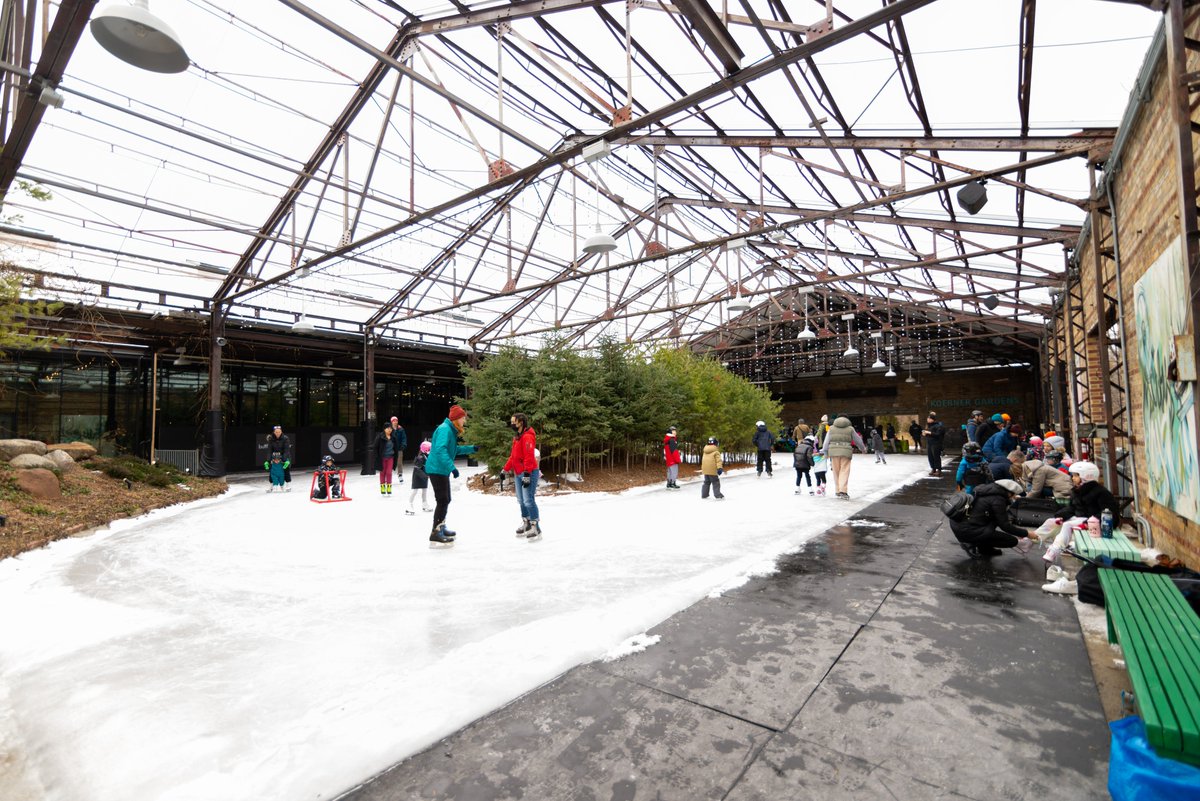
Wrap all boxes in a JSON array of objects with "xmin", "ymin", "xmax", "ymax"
[{"xmin": 154, "ymin": 449, "xmax": 200, "ymax": 475}]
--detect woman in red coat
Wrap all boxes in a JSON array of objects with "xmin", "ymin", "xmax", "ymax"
[
  {"xmin": 503, "ymin": 412, "xmax": 542, "ymax": 541},
  {"xmin": 663, "ymin": 426, "xmax": 682, "ymax": 490}
]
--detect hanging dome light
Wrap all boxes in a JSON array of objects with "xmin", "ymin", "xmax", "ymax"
[
  {"xmin": 90, "ymin": 1, "xmax": 190, "ymax": 74},
  {"xmin": 885, "ymin": 366, "xmax": 897, "ymax": 378},
  {"xmin": 871, "ymin": 356, "xmax": 886, "ymax": 369},
  {"xmin": 582, "ymin": 229, "xmax": 617, "ymax": 255},
  {"xmin": 798, "ymin": 326, "xmax": 816, "ymax": 340},
  {"xmin": 843, "ymin": 343, "xmax": 859, "ymax": 358},
  {"xmin": 905, "ymin": 374, "xmax": 916, "ymax": 383},
  {"xmin": 292, "ymin": 316, "xmax": 315, "ymax": 333}
]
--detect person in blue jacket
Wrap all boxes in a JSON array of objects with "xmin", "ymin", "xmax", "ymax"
[
  {"xmin": 982, "ymin": 422, "xmax": 1017, "ymax": 461},
  {"xmin": 424, "ymin": 404, "xmax": 477, "ymax": 547}
]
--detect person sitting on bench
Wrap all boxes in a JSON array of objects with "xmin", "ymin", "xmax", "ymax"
[
  {"xmin": 1024, "ymin": 457, "xmax": 1072, "ymax": 500},
  {"xmin": 949, "ymin": 478, "xmax": 1035, "ymax": 559},
  {"xmin": 1060, "ymin": 461, "xmax": 1118, "ymax": 520}
]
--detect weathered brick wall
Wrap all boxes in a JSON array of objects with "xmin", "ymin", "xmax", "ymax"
[{"xmin": 1070, "ymin": 20, "xmax": 1200, "ymax": 567}]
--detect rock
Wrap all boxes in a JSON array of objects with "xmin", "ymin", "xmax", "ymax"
[
  {"xmin": 559, "ymin": 472, "xmax": 584, "ymax": 484},
  {"xmin": 10, "ymin": 453, "xmax": 57, "ymax": 470},
  {"xmin": 47, "ymin": 441, "xmax": 97, "ymax": 461},
  {"xmin": 13, "ymin": 468, "xmax": 60, "ymax": 499},
  {"xmin": 0, "ymin": 439, "xmax": 46, "ymax": 461},
  {"xmin": 45, "ymin": 450, "xmax": 78, "ymax": 472}
]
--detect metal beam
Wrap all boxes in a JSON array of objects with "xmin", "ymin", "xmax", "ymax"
[
  {"xmin": 608, "ymin": 134, "xmax": 1112, "ymax": 151},
  {"xmin": 672, "ymin": 0, "xmax": 744, "ymax": 74}
]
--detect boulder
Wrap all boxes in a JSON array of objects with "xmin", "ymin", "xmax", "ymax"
[
  {"xmin": 0, "ymin": 439, "xmax": 46, "ymax": 461},
  {"xmin": 10, "ymin": 453, "xmax": 57, "ymax": 470},
  {"xmin": 14, "ymin": 468, "xmax": 60, "ymax": 500},
  {"xmin": 47, "ymin": 441, "xmax": 97, "ymax": 461},
  {"xmin": 45, "ymin": 450, "xmax": 78, "ymax": 472}
]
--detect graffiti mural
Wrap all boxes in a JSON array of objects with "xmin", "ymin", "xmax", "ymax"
[{"xmin": 1135, "ymin": 236, "xmax": 1200, "ymax": 523}]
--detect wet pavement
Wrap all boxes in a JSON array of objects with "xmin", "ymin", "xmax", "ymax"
[{"xmin": 340, "ymin": 475, "xmax": 1108, "ymax": 801}]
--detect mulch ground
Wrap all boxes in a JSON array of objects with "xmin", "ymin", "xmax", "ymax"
[
  {"xmin": 0, "ymin": 460, "xmax": 227, "ymax": 562},
  {"xmin": 467, "ymin": 461, "xmax": 752, "ymax": 495}
]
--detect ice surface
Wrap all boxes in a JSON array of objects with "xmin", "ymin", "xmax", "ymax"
[{"xmin": 0, "ymin": 454, "xmax": 934, "ymax": 800}]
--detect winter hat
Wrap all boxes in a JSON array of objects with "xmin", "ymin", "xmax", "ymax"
[
  {"xmin": 448, "ymin": 404, "xmax": 466, "ymax": 421},
  {"xmin": 804, "ymin": 434, "xmax": 816, "ymax": 443},
  {"xmin": 1009, "ymin": 424, "xmax": 1023, "ymax": 438},
  {"xmin": 1044, "ymin": 435, "xmax": 1065, "ymax": 451},
  {"xmin": 419, "ymin": 441, "xmax": 431, "ymax": 454},
  {"xmin": 666, "ymin": 426, "xmax": 677, "ymax": 435},
  {"xmin": 820, "ymin": 414, "xmax": 828, "ymax": 423},
  {"xmin": 991, "ymin": 413, "xmax": 1004, "ymax": 422},
  {"xmin": 970, "ymin": 409, "xmax": 983, "ymax": 417},
  {"xmin": 1001, "ymin": 413, "xmax": 1011, "ymax": 422},
  {"xmin": 1043, "ymin": 430, "xmax": 1057, "ymax": 437},
  {"xmin": 1029, "ymin": 436, "xmax": 1043, "ymax": 446},
  {"xmin": 273, "ymin": 424, "xmax": 282, "ymax": 431},
  {"xmin": 1069, "ymin": 460, "xmax": 1100, "ymax": 482},
  {"xmin": 995, "ymin": 479, "xmax": 1023, "ymax": 495}
]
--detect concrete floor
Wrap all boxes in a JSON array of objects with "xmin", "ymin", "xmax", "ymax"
[{"xmin": 338, "ymin": 476, "xmax": 1109, "ymax": 801}]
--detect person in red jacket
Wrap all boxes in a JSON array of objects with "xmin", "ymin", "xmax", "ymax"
[
  {"xmin": 663, "ymin": 426, "xmax": 682, "ymax": 490},
  {"xmin": 503, "ymin": 412, "xmax": 542, "ymax": 541}
]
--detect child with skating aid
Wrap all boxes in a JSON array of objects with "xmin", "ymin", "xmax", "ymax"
[
  {"xmin": 312, "ymin": 455, "xmax": 342, "ymax": 499},
  {"xmin": 793, "ymin": 435, "xmax": 815, "ymax": 495},
  {"xmin": 406, "ymin": 441, "xmax": 432, "ymax": 515},
  {"xmin": 266, "ymin": 455, "xmax": 286, "ymax": 492},
  {"xmin": 812, "ymin": 450, "xmax": 828, "ymax": 496},
  {"xmin": 700, "ymin": 437, "xmax": 725, "ymax": 499}
]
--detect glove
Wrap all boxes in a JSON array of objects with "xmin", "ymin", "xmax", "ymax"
[
  {"xmin": 521, "ymin": 473, "xmax": 531, "ymax": 487},
  {"xmin": 283, "ymin": 461, "xmax": 290, "ymax": 469},
  {"xmin": 717, "ymin": 468, "xmax": 724, "ymax": 475},
  {"xmin": 263, "ymin": 461, "xmax": 269, "ymax": 470},
  {"xmin": 452, "ymin": 469, "xmax": 460, "ymax": 479}
]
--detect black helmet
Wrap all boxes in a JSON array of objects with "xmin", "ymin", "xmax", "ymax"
[
  {"xmin": 962, "ymin": 441, "xmax": 982, "ymax": 456},
  {"xmin": 707, "ymin": 436, "xmax": 718, "ymax": 445},
  {"xmin": 322, "ymin": 454, "xmax": 333, "ymax": 462}
]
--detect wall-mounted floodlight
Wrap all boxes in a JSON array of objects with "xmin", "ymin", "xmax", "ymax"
[
  {"xmin": 582, "ymin": 139, "xmax": 611, "ymax": 164},
  {"xmin": 90, "ymin": 1, "xmax": 189, "ymax": 74}
]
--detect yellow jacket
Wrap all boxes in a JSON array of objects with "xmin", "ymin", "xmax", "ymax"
[{"xmin": 701, "ymin": 444, "xmax": 723, "ymax": 476}]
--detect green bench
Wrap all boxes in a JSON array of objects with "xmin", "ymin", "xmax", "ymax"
[
  {"xmin": 1072, "ymin": 527, "xmax": 1141, "ymax": 561},
  {"xmin": 1097, "ymin": 567, "xmax": 1200, "ymax": 766}
]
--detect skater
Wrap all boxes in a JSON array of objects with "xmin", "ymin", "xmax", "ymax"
[
  {"xmin": 792, "ymin": 418, "xmax": 811, "ymax": 442},
  {"xmin": 793, "ymin": 434, "xmax": 815, "ymax": 494},
  {"xmin": 908, "ymin": 419, "xmax": 922, "ymax": 453},
  {"xmin": 870, "ymin": 426, "xmax": 887, "ymax": 464},
  {"xmin": 504, "ymin": 412, "xmax": 542, "ymax": 541},
  {"xmin": 374, "ymin": 424, "xmax": 398, "ymax": 496},
  {"xmin": 425, "ymin": 404, "xmax": 477, "ymax": 546},
  {"xmin": 949, "ymin": 479, "xmax": 1035, "ymax": 559},
  {"xmin": 822, "ymin": 415, "xmax": 866, "ymax": 499},
  {"xmin": 955, "ymin": 441, "xmax": 993, "ymax": 494},
  {"xmin": 265, "ymin": 453, "xmax": 286, "ymax": 492},
  {"xmin": 753, "ymin": 420, "xmax": 775, "ymax": 477},
  {"xmin": 265, "ymin": 424, "xmax": 292, "ymax": 491},
  {"xmin": 700, "ymin": 436, "xmax": 725, "ymax": 499},
  {"xmin": 922, "ymin": 412, "xmax": 946, "ymax": 475},
  {"xmin": 405, "ymin": 441, "xmax": 432, "ymax": 515},
  {"xmin": 663, "ymin": 426, "xmax": 682, "ymax": 490},
  {"xmin": 311, "ymin": 455, "xmax": 342, "ymax": 500},
  {"xmin": 812, "ymin": 444, "xmax": 828, "ymax": 496},
  {"xmin": 389, "ymin": 416, "xmax": 407, "ymax": 485},
  {"xmin": 886, "ymin": 422, "xmax": 898, "ymax": 453}
]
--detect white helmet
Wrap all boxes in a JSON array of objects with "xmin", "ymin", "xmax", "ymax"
[
  {"xmin": 1068, "ymin": 460, "xmax": 1100, "ymax": 482},
  {"xmin": 756, "ymin": 420, "xmax": 765, "ymax": 427}
]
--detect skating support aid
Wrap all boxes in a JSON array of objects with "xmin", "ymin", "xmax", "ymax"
[{"xmin": 310, "ymin": 469, "xmax": 352, "ymax": 503}]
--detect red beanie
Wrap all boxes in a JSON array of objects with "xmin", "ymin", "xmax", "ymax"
[{"xmin": 448, "ymin": 404, "xmax": 466, "ymax": 421}]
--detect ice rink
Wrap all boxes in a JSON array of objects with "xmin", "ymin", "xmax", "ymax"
[{"xmin": 0, "ymin": 453, "xmax": 937, "ymax": 801}]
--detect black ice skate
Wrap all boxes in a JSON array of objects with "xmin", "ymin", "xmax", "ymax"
[
  {"xmin": 525, "ymin": 520, "xmax": 542, "ymax": 542},
  {"xmin": 429, "ymin": 525, "xmax": 454, "ymax": 548},
  {"xmin": 516, "ymin": 518, "xmax": 531, "ymax": 537}
]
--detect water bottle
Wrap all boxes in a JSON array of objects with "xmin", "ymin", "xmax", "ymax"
[
  {"xmin": 1087, "ymin": 516, "xmax": 1101, "ymax": 538},
  {"xmin": 1101, "ymin": 508, "xmax": 1114, "ymax": 539}
]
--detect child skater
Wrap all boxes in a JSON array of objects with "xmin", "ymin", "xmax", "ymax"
[
  {"xmin": 406, "ymin": 441, "xmax": 432, "ymax": 515},
  {"xmin": 311, "ymin": 454, "xmax": 342, "ymax": 499},
  {"xmin": 266, "ymin": 454, "xmax": 286, "ymax": 492},
  {"xmin": 700, "ymin": 437, "xmax": 726, "ymax": 499},
  {"xmin": 793, "ymin": 434, "xmax": 815, "ymax": 495},
  {"xmin": 871, "ymin": 426, "xmax": 887, "ymax": 464},
  {"xmin": 812, "ymin": 447, "xmax": 828, "ymax": 496}
]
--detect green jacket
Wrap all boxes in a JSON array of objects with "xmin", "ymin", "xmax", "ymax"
[
  {"xmin": 822, "ymin": 416, "xmax": 866, "ymax": 459},
  {"xmin": 425, "ymin": 418, "xmax": 477, "ymax": 476}
]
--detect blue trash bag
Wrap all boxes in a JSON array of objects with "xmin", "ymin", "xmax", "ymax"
[{"xmin": 1108, "ymin": 716, "xmax": 1200, "ymax": 801}]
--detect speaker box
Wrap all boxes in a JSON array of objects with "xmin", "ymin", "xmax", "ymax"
[{"xmin": 956, "ymin": 181, "xmax": 987, "ymax": 215}]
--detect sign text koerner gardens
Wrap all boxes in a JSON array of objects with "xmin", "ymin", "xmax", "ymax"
[{"xmin": 929, "ymin": 397, "xmax": 1021, "ymax": 409}]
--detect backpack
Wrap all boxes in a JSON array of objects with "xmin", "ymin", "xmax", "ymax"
[
  {"xmin": 940, "ymin": 491, "xmax": 973, "ymax": 522},
  {"xmin": 961, "ymin": 459, "xmax": 993, "ymax": 488}
]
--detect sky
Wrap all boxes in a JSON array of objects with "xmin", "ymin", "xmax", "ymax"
[{"xmin": 0, "ymin": 454, "xmax": 936, "ymax": 801}]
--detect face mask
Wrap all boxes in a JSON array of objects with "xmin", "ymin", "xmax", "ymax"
[{"xmin": 510, "ymin": 423, "xmax": 520, "ymax": 433}]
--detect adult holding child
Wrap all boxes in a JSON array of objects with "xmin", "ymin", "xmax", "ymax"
[{"xmin": 821, "ymin": 415, "xmax": 866, "ymax": 499}]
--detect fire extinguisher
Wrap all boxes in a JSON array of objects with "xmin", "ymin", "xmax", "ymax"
[{"xmin": 1079, "ymin": 438, "xmax": 1090, "ymax": 460}]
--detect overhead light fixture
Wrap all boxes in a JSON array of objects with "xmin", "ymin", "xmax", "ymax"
[
  {"xmin": 320, "ymin": 360, "xmax": 334, "ymax": 378},
  {"xmin": 956, "ymin": 180, "xmax": 987, "ymax": 215},
  {"xmin": 728, "ymin": 295, "xmax": 751, "ymax": 314},
  {"xmin": 870, "ymin": 334, "xmax": 886, "ymax": 369},
  {"xmin": 905, "ymin": 374, "xmax": 916, "ymax": 383},
  {"xmin": 727, "ymin": 236, "xmax": 748, "ymax": 251},
  {"xmin": 982, "ymin": 295, "xmax": 1000, "ymax": 311},
  {"xmin": 582, "ymin": 138, "xmax": 611, "ymax": 163},
  {"xmin": 90, "ymin": 1, "xmax": 190, "ymax": 74},
  {"xmin": 841, "ymin": 312, "xmax": 858, "ymax": 358},
  {"xmin": 292, "ymin": 316, "xmax": 314, "ymax": 333},
  {"xmin": 885, "ymin": 366, "xmax": 897, "ymax": 378},
  {"xmin": 582, "ymin": 227, "xmax": 617, "ymax": 255},
  {"xmin": 37, "ymin": 85, "xmax": 64, "ymax": 109}
]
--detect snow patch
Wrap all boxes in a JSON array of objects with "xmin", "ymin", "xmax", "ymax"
[
  {"xmin": 842, "ymin": 518, "xmax": 887, "ymax": 528},
  {"xmin": 603, "ymin": 633, "xmax": 661, "ymax": 661}
]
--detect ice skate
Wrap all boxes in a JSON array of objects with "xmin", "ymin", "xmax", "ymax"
[
  {"xmin": 442, "ymin": 527, "xmax": 457, "ymax": 540},
  {"xmin": 284, "ymin": 485, "xmax": 292, "ymax": 492},
  {"xmin": 429, "ymin": 525, "xmax": 454, "ymax": 548},
  {"xmin": 525, "ymin": 520, "xmax": 542, "ymax": 542},
  {"xmin": 422, "ymin": 506, "xmax": 434, "ymax": 512},
  {"xmin": 516, "ymin": 518, "xmax": 531, "ymax": 537},
  {"xmin": 404, "ymin": 509, "xmax": 415, "ymax": 516}
]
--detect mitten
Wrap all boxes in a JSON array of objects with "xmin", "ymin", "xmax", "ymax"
[
  {"xmin": 452, "ymin": 469, "xmax": 460, "ymax": 479},
  {"xmin": 283, "ymin": 461, "xmax": 290, "ymax": 469},
  {"xmin": 263, "ymin": 461, "xmax": 269, "ymax": 470},
  {"xmin": 521, "ymin": 473, "xmax": 531, "ymax": 487},
  {"xmin": 717, "ymin": 468, "xmax": 724, "ymax": 475}
]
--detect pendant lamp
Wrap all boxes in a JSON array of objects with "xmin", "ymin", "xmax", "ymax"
[
  {"xmin": 797, "ymin": 286, "xmax": 816, "ymax": 339},
  {"xmin": 870, "ymin": 332, "xmax": 885, "ymax": 369},
  {"xmin": 91, "ymin": 1, "xmax": 189, "ymax": 74},
  {"xmin": 841, "ymin": 313, "xmax": 858, "ymax": 358}
]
